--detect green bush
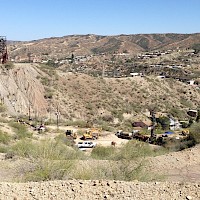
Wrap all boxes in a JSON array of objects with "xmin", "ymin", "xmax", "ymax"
[
  {"xmin": 11, "ymin": 139, "xmax": 79, "ymax": 181},
  {"xmin": 113, "ymin": 140, "xmax": 154, "ymax": 160},
  {"xmin": 188, "ymin": 122, "xmax": 200, "ymax": 144},
  {"xmin": 9, "ymin": 122, "xmax": 32, "ymax": 139},
  {"xmin": 0, "ymin": 145, "xmax": 8, "ymax": 153},
  {"xmin": 0, "ymin": 131, "xmax": 11, "ymax": 144},
  {"xmin": 11, "ymin": 139, "xmax": 35, "ymax": 157},
  {"xmin": 89, "ymin": 141, "xmax": 164, "ymax": 181},
  {"xmin": 0, "ymin": 104, "xmax": 6, "ymax": 113},
  {"xmin": 64, "ymin": 120, "xmax": 88, "ymax": 128},
  {"xmin": 156, "ymin": 116, "xmax": 170, "ymax": 130},
  {"xmin": 25, "ymin": 159, "xmax": 74, "ymax": 181},
  {"xmin": 4, "ymin": 62, "xmax": 14, "ymax": 70},
  {"xmin": 91, "ymin": 146, "xmax": 116, "ymax": 160},
  {"xmin": 54, "ymin": 133, "xmax": 76, "ymax": 147}
]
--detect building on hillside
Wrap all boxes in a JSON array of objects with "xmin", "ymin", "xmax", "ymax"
[
  {"xmin": 187, "ymin": 80, "xmax": 195, "ymax": 85},
  {"xmin": 187, "ymin": 109, "xmax": 198, "ymax": 118},
  {"xmin": 130, "ymin": 72, "xmax": 143, "ymax": 77},
  {"xmin": 132, "ymin": 121, "xmax": 149, "ymax": 129},
  {"xmin": 169, "ymin": 118, "xmax": 181, "ymax": 130}
]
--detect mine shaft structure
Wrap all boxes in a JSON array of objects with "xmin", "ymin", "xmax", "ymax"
[{"xmin": 0, "ymin": 36, "xmax": 8, "ymax": 64}]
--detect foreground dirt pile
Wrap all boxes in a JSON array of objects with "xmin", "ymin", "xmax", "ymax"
[{"xmin": 0, "ymin": 180, "xmax": 199, "ymax": 200}]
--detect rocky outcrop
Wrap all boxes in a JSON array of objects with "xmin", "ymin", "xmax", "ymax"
[{"xmin": 0, "ymin": 63, "xmax": 48, "ymax": 117}]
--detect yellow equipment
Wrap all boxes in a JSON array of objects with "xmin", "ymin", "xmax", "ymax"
[
  {"xmin": 65, "ymin": 130, "xmax": 77, "ymax": 139},
  {"xmin": 181, "ymin": 129, "xmax": 189, "ymax": 136},
  {"xmin": 82, "ymin": 128, "xmax": 102, "ymax": 140}
]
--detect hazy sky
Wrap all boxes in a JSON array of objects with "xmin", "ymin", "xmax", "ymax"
[{"xmin": 1, "ymin": 0, "xmax": 200, "ymax": 41}]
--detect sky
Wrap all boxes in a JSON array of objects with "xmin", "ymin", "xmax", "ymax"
[{"xmin": 1, "ymin": 0, "xmax": 200, "ymax": 41}]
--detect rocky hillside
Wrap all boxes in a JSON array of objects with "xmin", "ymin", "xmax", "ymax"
[
  {"xmin": 8, "ymin": 33, "xmax": 200, "ymax": 61},
  {"xmin": 1, "ymin": 63, "xmax": 200, "ymax": 123}
]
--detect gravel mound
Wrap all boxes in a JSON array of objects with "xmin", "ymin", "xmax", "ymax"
[{"xmin": 0, "ymin": 180, "xmax": 200, "ymax": 200}]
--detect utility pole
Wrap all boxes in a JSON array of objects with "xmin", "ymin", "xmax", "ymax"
[
  {"xmin": 28, "ymin": 102, "xmax": 31, "ymax": 120},
  {"xmin": 56, "ymin": 105, "xmax": 60, "ymax": 130},
  {"xmin": 150, "ymin": 109, "xmax": 156, "ymax": 142}
]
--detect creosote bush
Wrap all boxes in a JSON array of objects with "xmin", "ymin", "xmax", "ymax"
[
  {"xmin": 0, "ymin": 131, "xmax": 11, "ymax": 144},
  {"xmin": 87, "ymin": 141, "xmax": 164, "ymax": 181},
  {"xmin": 188, "ymin": 122, "xmax": 200, "ymax": 144},
  {"xmin": 7, "ymin": 137, "xmax": 165, "ymax": 182},
  {"xmin": 10, "ymin": 139, "xmax": 82, "ymax": 181},
  {"xmin": 9, "ymin": 122, "xmax": 32, "ymax": 139},
  {"xmin": 91, "ymin": 146, "xmax": 116, "ymax": 160}
]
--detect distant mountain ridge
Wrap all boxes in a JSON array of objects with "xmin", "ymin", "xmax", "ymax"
[{"xmin": 8, "ymin": 33, "xmax": 200, "ymax": 60}]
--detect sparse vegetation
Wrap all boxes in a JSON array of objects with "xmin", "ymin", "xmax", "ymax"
[
  {"xmin": 188, "ymin": 122, "xmax": 200, "ymax": 144},
  {"xmin": 9, "ymin": 122, "xmax": 33, "ymax": 139},
  {"xmin": 0, "ymin": 104, "xmax": 7, "ymax": 113},
  {"xmin": 4, "ymin": 62, "xmax": 14, "ymax": 70},
  {"xmin": 0, "ymin": 131, "xmax": 11, "ymax": 144}
]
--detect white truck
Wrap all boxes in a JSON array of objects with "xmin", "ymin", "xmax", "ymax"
[{"xmin": 77, "ymin": 141, "xmax": 97, "ymax": 148}]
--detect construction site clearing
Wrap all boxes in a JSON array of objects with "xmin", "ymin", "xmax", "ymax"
[
  {"xmin": 15, "ymin": 118, "xmax": 190, "ymax": 150},
  {"xmin": 43, "ymin": 124, "xmax": 189, "ymax": 150}
]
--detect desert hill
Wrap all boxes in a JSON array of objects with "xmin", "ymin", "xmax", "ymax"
[
  {"xmin": 8, "ymin": 33, "xmax": 200, "ymax": 61},
  {"xmin": 0, "ymin": 62, "xmax": 200, "ymax": 125}
]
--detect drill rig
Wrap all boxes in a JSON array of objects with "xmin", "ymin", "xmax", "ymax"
[{"xmin": 0, "ymin": 36, "xmax": 8, "ymax": 64}]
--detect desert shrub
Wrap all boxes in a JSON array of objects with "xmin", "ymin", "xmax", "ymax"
[
  {"xmin": 71, "ymin": 160, "xmax": 153, "ymax": 182},
  {"xmin": 120, "ymin": 119, "xmax": 133, "ymax": 132},
  {"xmin": 65, "ymin": 120, "xmax": 88, "ymax": 128},
  {"xmin": 25, "ymin": 159, "xmax": 74, "ymax": 182},
  {"xmin": 0, "ymin": 131, "xmax": 11, "ymax": 144},
  {"xmin": 40, "ymin": 76, "xmax": 51, "ymax": 86},
  {"xmin": 11, "ymin": 139, "xmax": 35, "ymax": 157},
  {"xmin": 0, "ymin": 145, "xmax": 8, "ymax": 153},
  {"xmin": 54, "ymin": 133, "xmax": 76, "ymax": 148},
  {"xmin": 11, "ymin": 139, "xmax": 79, "ymax": 181},
  {"xmin": 113, "ymin": 140, "xmax": 154, "ymax": 160},
  {"xmin": 101, "ymin": 114, "xmax": 114, "ymax": 122},
  {"xmin": 91, "ymin": 146, "xmax": 116, "ymax": 160},
  {"xmin": 12, "ymin": 139, "xmax": 80, "ymax": 160},
  {"xmin": 0, "ymin": 117, "xmax": 9, "ymax": 123},
  {"xmin": 188, "ymin": 122, "xmax": 200, "ymax": 144},
  {"xmin": 4, "ymin": 62, "xmax": 14, "ymax": 70},
  {"xmin": 192, "ymin": 43, "xmax": 200, "ymax": 54},
  {"xmin": 9, "ymin": 122, "xmax": 32, "ymax": 139},
  {"xmin": 96, "ymin": 120, "xmax": 113, "ymax": 131},
  {"xmin": 169, "ymin": 108, "xmax": 186, "ymax": 119},
  {"xmin": 162, "ymin": 137, "xmax": 195, "ymax": 151},
  {"xmin": 156, "ymin": 116, "xmax": 170, "ymax": 130},
  {"xmin": 0, "ymin": 104, "xmax": 6, "ymax": 113},
  {"xmin": 75, "ymin": 141, "xmax": 163, "ymax": 182},
  {"xmin": 44, "ymin": 90, "xmax": 54, "ymax": 99}
]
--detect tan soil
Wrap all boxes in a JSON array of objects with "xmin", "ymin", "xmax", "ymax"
[{"xmin": 1, "ymin": 129, "xmax": 200, "ymax": 199}]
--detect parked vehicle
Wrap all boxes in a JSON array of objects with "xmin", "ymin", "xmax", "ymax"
[
  {"xmin": 65, "ymin": 129, "xmax": 77, "ymax": 139},
  {"xmin": 77, "ymin": 141, "xmax": 97, "ymax": 148},
  {"xmin": 81, "ymin": 128, "xmax": 101, "ymax": 140},
  {"xmin": 115, "ymin": 130, "xmax": 135, "ymax": 140}
]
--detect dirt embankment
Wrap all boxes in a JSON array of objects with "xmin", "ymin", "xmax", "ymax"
[{"xmin": 0, "ymin": 180, "xmax": 199, "ymax": 200}]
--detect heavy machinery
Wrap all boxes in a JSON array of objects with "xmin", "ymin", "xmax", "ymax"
[
  {"xmin": 115, "ymin": 130, "xmax": 133, "ymax": 140},
  {"xmin": 65, "ymin": 129, "xmax": 77, "ymax": 139},
  {"xmin": 181, "ymin": 129, "xmax": 190, "ymax": 136},
  {"xmin": 81, "ymin": 128, "xmax": 101, "ymax": 140},
  {"xmin": 116, "ymin": 130, "xmax": 149, "ymax": 141}
]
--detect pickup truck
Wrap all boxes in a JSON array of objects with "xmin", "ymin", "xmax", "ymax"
[{"xmin": 77, "ymin": 141, "xmax": 97, "ymax": 148}]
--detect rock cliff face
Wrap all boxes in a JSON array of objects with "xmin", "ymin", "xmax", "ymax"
[{"xmin": 0, "ymin": 63, "xmax": 48, "ymax": 117}]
